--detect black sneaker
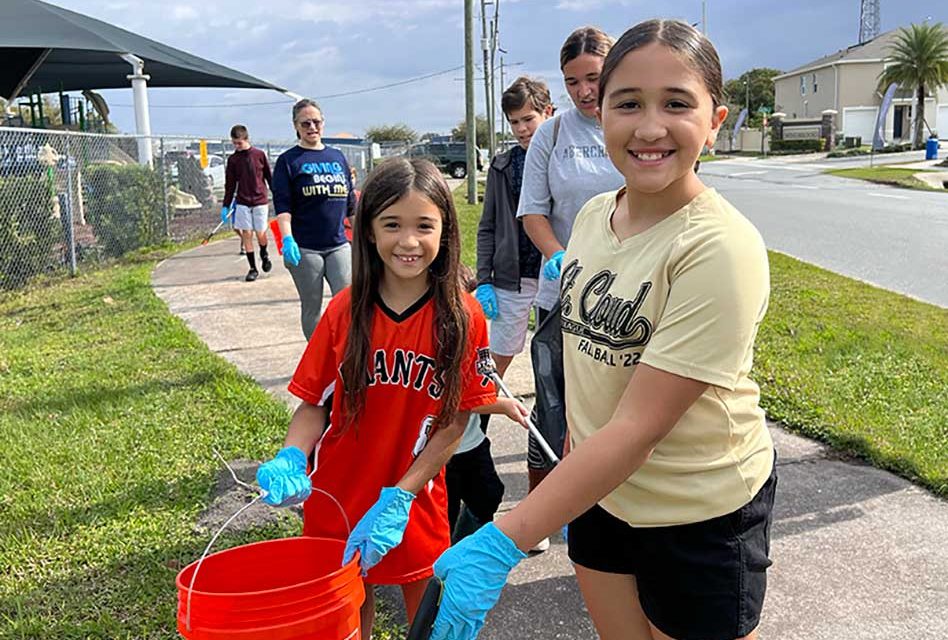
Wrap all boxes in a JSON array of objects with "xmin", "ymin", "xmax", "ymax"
[
  {"xmin": 261, "ymin": 256, "xmax": 272, "ymax": 273},
  {"xmin": 245, "ymin": 269, "xmax": 259, "ymax": 282},
  {"xmin": 239, "ymin": 247, "xmax": 247, "ymax": 256}
]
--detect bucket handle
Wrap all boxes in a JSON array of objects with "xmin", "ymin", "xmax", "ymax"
[{"xmin": 185, "ymin": 449, "xmax": 351, "ymax": 632}]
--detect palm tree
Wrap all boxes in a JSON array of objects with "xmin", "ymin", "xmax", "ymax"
[{"xmin": 878, "ymin": 23, "xmax": 948, "ymax": 148}]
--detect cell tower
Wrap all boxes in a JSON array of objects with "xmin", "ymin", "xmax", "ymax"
[{"xmin": 859, "ymin": 0, "xmax": 881, "ymax": 43}]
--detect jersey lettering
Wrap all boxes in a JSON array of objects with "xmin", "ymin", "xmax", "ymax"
[{"xmin": 366, "ymin": 349, "xmax": 443, "ymax": 400}]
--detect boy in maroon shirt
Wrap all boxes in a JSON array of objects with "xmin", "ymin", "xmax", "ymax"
[{"xmin": 223, "ymin": 125, "xmax": 273, "ymax": 281}]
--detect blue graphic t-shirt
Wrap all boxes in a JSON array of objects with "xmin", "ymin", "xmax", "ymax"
[{"xmin": 272, "ymin": 146, "xmax": 355, "ymax": 250}]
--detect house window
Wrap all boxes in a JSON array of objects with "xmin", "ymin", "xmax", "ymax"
[
  {"xmin": 800, "ymin": 76, "xmax": 806, "ymax": 96},
  {"xmin": 813, "ymin": 73, "xmax": 818, "ymax": 93}
]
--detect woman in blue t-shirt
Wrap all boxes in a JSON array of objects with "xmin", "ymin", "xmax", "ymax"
[{"xmin": 273, "ymin": 99, "xmax": 356, "ymax": 340}]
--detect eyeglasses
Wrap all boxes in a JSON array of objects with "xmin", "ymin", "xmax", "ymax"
[{"xmin": 297, "ymin": 119, "xmax": 324, "ymax": 129}]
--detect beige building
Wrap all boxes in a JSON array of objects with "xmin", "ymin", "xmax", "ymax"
[{"xmin": 774, "ymin": 28, "xmax": 948, "ymax": 142}]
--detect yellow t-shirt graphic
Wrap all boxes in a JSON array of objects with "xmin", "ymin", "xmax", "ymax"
[{"xmin": 562, "ymin": 188, "xmax": 774, "ymax": 527}]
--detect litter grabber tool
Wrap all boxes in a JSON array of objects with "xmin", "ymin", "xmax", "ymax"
[
  {"xmin": 475, "ymin": 354, "xmax": 560, "ymax": 466},
  {"xmin": 200, "ymin": 219, "xmax": 227, "ymax": 246},
  {"xmin": 405, "ymin": 577, "xmax": 444, "ymax": 640}
]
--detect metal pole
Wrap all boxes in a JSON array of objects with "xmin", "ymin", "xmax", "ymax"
[
  {"xmin": 702, "ymin": 0, "xmax": 707, "ymax": 35},
  {"xmin": 65, "ymin": 137, "xmax": 77, "ymax": 275},
  {"xmin": 160, "ymin": 137, "xmax": 170, "ymax": 239},
  {"xmin": 499, "ymin": 56, "xmax": 507, "ymax": 140},
  {"xmin": 489, "ymin": 3, "xmax": 498, "ymax": 157},
  {"xmin": 465, "ymin": 0, "xmax": 477, "ymax": 203},
  {"xmin": 480, "ymin": 0, "xmax": 493, "ymax": 158},
  {"xmin": 121, "ymin": 54, "xmax": 153, "ymax": 167}
]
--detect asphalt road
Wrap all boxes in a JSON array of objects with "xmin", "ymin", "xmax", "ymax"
[{"xmin": 698, "ymin": 155, "xmax": 948, "ymax": 308}]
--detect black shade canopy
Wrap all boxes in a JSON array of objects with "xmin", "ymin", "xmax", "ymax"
[{"xmin": 2, "ymin": 0, "xmax": 285, "ymax": 99}]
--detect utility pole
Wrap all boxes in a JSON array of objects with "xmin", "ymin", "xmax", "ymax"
[
  {"xmin": 465, "ymin": 0, "xmax": 477, "ymax": 203},
  {"xmin": 499, "ymin": 56, "xmax": 507, "ymax": 140},
  {"xmin": 480, "ymin": 0, "xmax": 492, "ymax": 158},
  {"xmin": 489, "ymin": 1, "xmax": 499, "ymax": 156},
  {"xmin": 701, "ymin": 0, "xmax": 707, "ymax": 35}
]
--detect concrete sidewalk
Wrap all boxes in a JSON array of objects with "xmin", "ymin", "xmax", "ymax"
[{"xmin": 153, "ymin": 237, "xmax": 947, "ymax": 640}]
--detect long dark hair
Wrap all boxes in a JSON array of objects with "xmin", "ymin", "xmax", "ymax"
[
  {"xmin": 340, "ymin": 158, "xmax": 468, "ymax": 432},
  {"xmin": 560, "ymin": 26, "xmax": 614, "ymax": 70},
  {"xmin": 599, "ymin": 19, "xmax": 724, "ymax": 108}
]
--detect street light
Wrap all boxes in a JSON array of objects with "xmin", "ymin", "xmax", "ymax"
[{"xmin": 744, "ymin": 79, "xmax": 750, "ymax": 113}]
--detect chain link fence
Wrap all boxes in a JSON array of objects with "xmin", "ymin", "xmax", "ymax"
[{"xmin": 0, "ymin": 127, "xmax": 372, "ymax": 291}]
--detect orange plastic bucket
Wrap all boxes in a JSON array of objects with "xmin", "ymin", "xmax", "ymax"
[
  {"xmin": 269, "ymin": 219, "xmax": 284, "ymax": 255},
  {"xmin": 176, "ymin": 537, "xmax": 364, "ymax": 640}
]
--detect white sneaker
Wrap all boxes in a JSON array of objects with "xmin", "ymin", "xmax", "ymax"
[{"xmin": 530, "ymin": 537, "xmax": 550, "ymax": 553}]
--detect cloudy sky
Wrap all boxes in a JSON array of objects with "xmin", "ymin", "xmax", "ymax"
[{"xmin": 38, "ymin": 0, "xmax": 948, "ymax": 141}]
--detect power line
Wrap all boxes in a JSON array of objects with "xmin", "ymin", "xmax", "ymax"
[{"xmin": 107, "ymin": 64, "xmax": 465, "ymax": 109}]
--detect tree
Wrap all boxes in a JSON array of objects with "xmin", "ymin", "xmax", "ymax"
[
  {"xmin": 451, "ymin": 115, "xmax": 491, "ymax": 147},
  {"xmin": 878, "ymin": 22, "xmax": 948, "ymax": 148},
  {"xmin": 724, "ymin": 68, "xmax": 781, "ymax": 127},
  {"xmin": 365, "ymin": 123, "xmax": 418, "ymax": 143}
]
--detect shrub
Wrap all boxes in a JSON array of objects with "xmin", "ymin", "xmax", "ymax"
[
  {"xmin": 0, "ymin": 173, "xmax": 64, "ymax": 290},
  {"xmin": 771, "ymin": 138, "xmax": 824, "ymax": 153},
  {"xmin": 84, "ymin": 164, "xmax": 165, "ymax": 258}
]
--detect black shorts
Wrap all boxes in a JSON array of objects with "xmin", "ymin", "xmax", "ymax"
[
  {"xmin": 568, "ymin": 464, "xmax": 777, "ymax": 640},
  {"xmin": 444, "ymin": 438, "xmax": 504, "ymax": 527}
]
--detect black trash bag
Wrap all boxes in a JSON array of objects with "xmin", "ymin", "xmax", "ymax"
[{"xmin": 530, "ymin": 300, "xmax": 567, "ymax": 459}]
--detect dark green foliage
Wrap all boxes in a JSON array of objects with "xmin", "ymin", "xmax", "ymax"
[
  {"xmin": 0, "ymin": 173, "xmax": 64, "ymax": 289},
  {"xmin": 771, "ymin": 138, "xmax": 824, "ymax": 152},
  {"xmin": 84, "ymin": 164, "xmax": 165, "ymax": 257}
]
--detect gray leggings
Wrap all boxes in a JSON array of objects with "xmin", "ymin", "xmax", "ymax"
[{"xmin": 287, "ymin": 243, "xmax": 352, "ymax": 340}]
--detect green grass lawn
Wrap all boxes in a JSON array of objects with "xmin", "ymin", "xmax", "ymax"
[
  {"xmin": 0, "ymin": 251, "xmax": 298, "ymax": 639},
  {"xmin": 826, "ymin": 167, "xmax": 945, "ymax": 192},
  {"xmin": 453, "ymin": 186, "xmax": 947, "ymax": 496}
]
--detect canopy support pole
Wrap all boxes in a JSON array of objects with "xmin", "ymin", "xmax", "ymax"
[
  {"xmin": 8, "ymin": 48, "xmax": 52, "ymax": 103},
  {"xmin": 120, "ymin": 53, "xmax": 152, "ymax": 167}
]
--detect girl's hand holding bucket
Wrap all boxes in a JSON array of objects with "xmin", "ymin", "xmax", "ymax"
[
  {"xmin": 256, "ymin": 446, "xmax": 312, "ymax": 507},
  {"xmin": 343, "ymin": 486, "xmax": 415, "ymax": 575}
]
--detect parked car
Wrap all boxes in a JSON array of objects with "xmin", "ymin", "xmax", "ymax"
[
  {"xmin": 410, "ymin": 142, "xmax": 485, "ymax": 179},
  {"xmin": 203, "ymin": 154, "xmax": 226, "ymax": 188}
]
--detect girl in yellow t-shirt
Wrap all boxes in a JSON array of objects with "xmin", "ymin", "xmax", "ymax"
[{"xmin": 429, "ymin": 18, "xmax": 776, "ymax": 640}]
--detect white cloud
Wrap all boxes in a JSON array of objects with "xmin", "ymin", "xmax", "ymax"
[{"xmin": 171, "ymin": 5, "xmax": 199, "ymax": 20}]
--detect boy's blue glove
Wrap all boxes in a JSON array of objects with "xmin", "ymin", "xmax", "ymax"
[
  {"xmin": 543, "ymin": 250, "xmax": 565, "ymax": 280},
  {"xmin": 474, "ymin": 284, "xmax": 499, "ymax": 320},
  {"xmin": 282, "ymin": 235, "xmax": 301, "ymax": 267},
  {"xmin": 343, "ymin": 487, "xmax": 415, "ymax": 574},
  {"xmin": 430, "ymin": 522, "xmax": 527, "ymax": 640},
  {"xmin": 256, "ymin": 446, "xmax": 312, "ymax": 507},
  {"xmin": 220, "ymin": 205, "xmax": 232, "ymax": 224}
]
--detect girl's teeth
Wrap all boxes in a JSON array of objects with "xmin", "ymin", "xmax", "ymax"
[{"xmin": 636, "ymin": 152, "xmax": 665, "ymax": 161}]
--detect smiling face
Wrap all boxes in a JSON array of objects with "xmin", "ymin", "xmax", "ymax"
[
  {"xmin": 506, "ymin": 104, "xmax": 553, "ymax": 149},
  {"xmin": 369, "ymin": 188, "xmax": 443, "ymax": 289},
  {"xmin": 600, "ymin": 42, "xmax": 727, "ymax": 197},
  {"xmin": 563, "ymin": 53, "xmax": 604, "ymax": 118},
  {"xmin": 294, "ymin": 105, "xmax": 324, "ymax": 148}
]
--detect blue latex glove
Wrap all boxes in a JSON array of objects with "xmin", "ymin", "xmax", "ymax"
[
  {"xmin": 430, "ymin": 522, "xmax": 527, "ymax": 640},
  {"xmin": 474, "ymin": 284, "xmax": 499, "ymax": 320},
  {"xmin": 543, "ymin": 250, "xmax": 565, "ymax": 281},
  {"xmin": 343, "ymin": 486, "xmax": 415, "ymax": 574},
  {"xmin": 220, "ymin": 205, "xmax": 232, "ymax": 225},
  {"xmin": 282, "ymin": 235, "xmax": 301, "ymax": 267},
  {"xmin": 255, "ymin": 446, "xmax": 312, "ymax": 507}
]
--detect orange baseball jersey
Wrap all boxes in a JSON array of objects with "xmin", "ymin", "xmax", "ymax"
[{"xmin": 288, "ymin": 287, "xmax": 497, "ymax": 584}]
